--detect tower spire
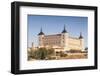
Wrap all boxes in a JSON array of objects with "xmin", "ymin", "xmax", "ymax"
[
  {"xmin": 79, "ymin": 32, "xmax": 83, "ymax": 39},
  {"xmin": 40, "ymin": 27, "xmax": 42, "ymax": 32},
  {"xmin": 38, "ymin": 27, "xmax": 44, "ymax": 35},
  {"xmin": 62, "ymin": 24, "xmax": 67, "ymax": 33},
  {"xmin": 32, "ymin": 42, "xmax": 34, "ymax": 47}
]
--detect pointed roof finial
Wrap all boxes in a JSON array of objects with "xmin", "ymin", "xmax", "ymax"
[
  {"xmin": 32, "ymin": 42, "xmax": 34, "ymax": 47},
  {"xmin": 79, "ymin": 32, "xmax": 83, "ymax": 39},
  {"xmin": 38, "ymin": 27, "xmax": 44, "ymax": 35},
  {"xmin": 40, "ymin": 27, "xmax": 42, "ymax": 32},
  {"xmin": 62, "ymin": 24, "xmax": 68, "ymax": 33}
]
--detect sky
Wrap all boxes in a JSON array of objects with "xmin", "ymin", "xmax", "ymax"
[{"xmin": 28, "ymin": 15, "xmax": 88, "ymax": 48}]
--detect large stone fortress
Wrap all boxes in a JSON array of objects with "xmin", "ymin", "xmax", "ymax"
[{"xmin": 38, "ymin": 26, "xmax": 84, "ymax": 52}]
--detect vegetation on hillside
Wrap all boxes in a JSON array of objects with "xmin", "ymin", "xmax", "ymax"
[{"xmin": 28, "ymin": 48, "xmax": 55, "ymax": 60}]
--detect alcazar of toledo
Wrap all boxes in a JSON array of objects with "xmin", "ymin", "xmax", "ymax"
[{"xmin": 38, "ymin": 26, "xmax": 84, "ymax": 52}]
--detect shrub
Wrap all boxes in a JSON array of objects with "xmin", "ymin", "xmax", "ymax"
[
  {"xmin": 59, "ymin": 51, "xmax": 67, "ymax": 57},
  {"xmin": 29, "ymin": 48, "xmax": 55, "ymax": 60}
]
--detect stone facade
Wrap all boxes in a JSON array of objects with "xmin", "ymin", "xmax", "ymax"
[{"xmin": 38, "ymin": 26, "xmax": 84, "ymax": 52}]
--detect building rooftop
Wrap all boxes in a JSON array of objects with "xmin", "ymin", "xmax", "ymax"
[{"xmin": 45, "ymin": 34, "xmax": 61, "ymax": 37}]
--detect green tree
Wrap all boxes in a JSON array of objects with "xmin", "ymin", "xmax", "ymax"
[
  {"xmin": 31, "ymin": 48, "xmax": 55, "ymax": 60},
  {"xmin": 47, "ymin": 48, "xmax": 55, "ymax": 56}
]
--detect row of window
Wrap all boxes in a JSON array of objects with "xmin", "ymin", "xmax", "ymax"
[{"xmin": 44, "ymin": 41, "xmax": 61, "ymax": 45}]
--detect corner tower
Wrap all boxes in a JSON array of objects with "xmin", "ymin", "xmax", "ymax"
[
  {"xmin": 38, "ymin": 27, "xmax": 44, "ymax": 47},
  {"xmin": 79, "ymin": 32, "xmax": 84, "ymax": 51},
  {"xmin": 61, "ymin": 25, "xmax": 69, "ymax": 51}
]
